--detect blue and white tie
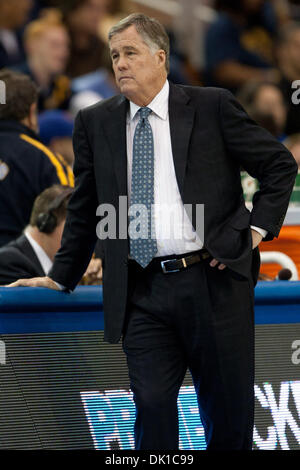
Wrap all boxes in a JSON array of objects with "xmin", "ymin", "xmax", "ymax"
[{"xmin": 129, "ymin": 107, "xmax": 157, "ymax": 267}]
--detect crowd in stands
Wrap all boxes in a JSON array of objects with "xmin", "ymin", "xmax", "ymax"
[{"xmin": 0, "ymin": 0, "xmax": 300, "ymax": 283}]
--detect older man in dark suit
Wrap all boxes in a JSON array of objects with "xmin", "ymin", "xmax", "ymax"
[{"xmin": 9, "ymin": 13, "xmax": 298, "ymax": 450}]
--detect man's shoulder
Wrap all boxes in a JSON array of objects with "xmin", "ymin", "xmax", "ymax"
[
  {"xmin": 79, "ymin": 94, "xmax": 125, "ymax": 119},
  {"xmin": 0, "ymin": 123, "xmax": 58, "ymax": 165},
  {"xmin": 0, "ymin": 235, "xmax": 28, "ymax": 258},
  {"xmin": 0, "ymin": 242, "xmax": 25, "ymax": 271},
  {"xmin": 171, "ymin": 83, "xmax": 231, "ymax": 107},
  {"xmin": 175, "ymin": 83, "xmax": 228, "ymax": 97},
  {"xmin": 0, "ymin": 235, "xmax": 41, "ymax": 284}
]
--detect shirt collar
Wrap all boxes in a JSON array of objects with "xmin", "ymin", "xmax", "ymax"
[
  {"xmin": 129, "ymin": 80, "xmax": 169, "ymax": 122},
  {"xmin": 25, "ymin": 229, "xmax": 53, "ymax": 275}
]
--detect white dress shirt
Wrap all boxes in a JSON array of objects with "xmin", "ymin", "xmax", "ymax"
[
  {"xmin": 25, "ymin": 229, "xmax": 53, "ymax": 275},
  {"xmin": 127, "ymin": 80, "xmax": 266, "ymax": 257}
]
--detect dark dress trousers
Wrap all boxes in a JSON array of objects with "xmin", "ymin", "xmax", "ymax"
[
  {"xmin": 49, "ymin": 83, "xmax": 298, "ymax": 450},
  {"xmin": 0, "ymin": 234, "xmax": 45, "ymax": 285}
]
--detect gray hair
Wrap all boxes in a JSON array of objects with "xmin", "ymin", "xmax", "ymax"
[{"xmin": 108, "ymin": 13, "xmax": 170, "ymax": 73}]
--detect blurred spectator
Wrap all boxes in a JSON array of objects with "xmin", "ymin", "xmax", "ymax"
[
  {"xmin": 270, "ymin": 0, "xmax": 291, "ymax": 25},
  {"xmin": 204, "ymin": 0, "xmax": 279, "ymax": 91},
  {"xmin": 174, "ymin": 0, "xmax": 216, "ymax": 73},
  {"xmin": 60, "ymin": 0, "xmax": 112, "ymax": 78},
  {"xmin": 15, "ymin": 9, "xmax": 72, "ymax": 111},
  {"xmin": 0, "ymin": 0, "xmax": 33, "ymax": 69},
  {"xmin": 238, "ymin": 79, "xmax": 287, "ymax": 203},
  {"xmin": 276, "ymin": 22, "xmax": 300, "ymax": 135},
  {"xmin": 39, "ymin": 110, "xmax": 74, "ymax": 166},
  {"xmin": 98, "ymin": 0, "xmax": 130, "ymax": 43},
  {"xmin": 0, "ymin": 70, "xmax": 73, "ymax": 247},
  {"xmin": 237, "ymin": 81, "xmax": 287, "ymax": 139},
  {"xmin": 71, "ymin": 68, "xmax": 117, "ymax": 98},
  {"xmin": 69, "ymin": 90, "xmax": 103, "ymax": 117},
  {"xmin": 0, "ymin": 185, "xmax": 73, "ymax": 284},
  {"xmin": 167, "ymin": 30, "xmax": 197, "ymax": 85}
]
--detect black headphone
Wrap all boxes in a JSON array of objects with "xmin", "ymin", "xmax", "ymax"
[{"xmin": 36, "ymin": 188, "xmax": 73, "ymax": 234}]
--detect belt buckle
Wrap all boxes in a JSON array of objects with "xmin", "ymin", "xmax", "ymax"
[{"xmin": 161, "ymin": 259, "xmax": 181, "ymax": 274}]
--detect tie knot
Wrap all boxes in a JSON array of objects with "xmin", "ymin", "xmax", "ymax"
[{"xmin": 139, "ymin": 107, "xmax": 152, "ymax": 120}]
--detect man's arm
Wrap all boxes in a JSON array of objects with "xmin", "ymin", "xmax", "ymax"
[
  {"xmin": 48, "ymin": 110, "xmax": 99, "ymax": 289},
  {"xmin": 219, "ymin": 88, "xmax": 298, "ymax": 240}
]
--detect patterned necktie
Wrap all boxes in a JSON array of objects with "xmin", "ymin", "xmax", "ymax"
[{"xmin": 129, "ymin": 107, "xmax": 157, "ymax": 267}]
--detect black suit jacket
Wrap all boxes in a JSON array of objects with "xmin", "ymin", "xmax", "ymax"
[
  {"xmin": 0, "ymin": 235, "xmax": 45, "ymax": 285},
  {"xmin": 49, "ymin": 83, "xmax": 298, "ymax": 343}
]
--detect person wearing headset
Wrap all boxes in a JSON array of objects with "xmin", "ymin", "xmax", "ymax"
[
  {"xmin": 0, "ymin": 185, "xmax": 73, "ymax": 285},
  {"xmin": 0, "ymin": 184, "xmax": 102, "ymax": 285}
]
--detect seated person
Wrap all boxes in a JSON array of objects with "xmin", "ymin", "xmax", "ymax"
[{"xmin": 0, "ymin": 185, "xmax": 102, "ymax": 285}]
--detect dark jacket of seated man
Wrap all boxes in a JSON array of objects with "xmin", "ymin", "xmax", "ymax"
[
  {"xmin": 0, "ymin": 234, "xmax": 46, "ymax": 284},
  {"xmin": 0, "ymin": 185, "xmax": 73, "ymax": 285}
]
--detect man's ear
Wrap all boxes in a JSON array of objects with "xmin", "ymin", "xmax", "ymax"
[
  {"xmin": 156, "ymin": 49, "xmax": 166, "ymax": 69},
  {"xmin": 28, "ymin": 102, "xmax": 39, "ymax": 133}
]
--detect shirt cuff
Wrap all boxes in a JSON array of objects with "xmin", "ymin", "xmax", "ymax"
[
  {"xmin": 250, "ymin": 225, "xmax": 268, "ymax": 239},
  {"xmin": 52, "ymin": 280, "xmax": 66, "ymax": 291}
]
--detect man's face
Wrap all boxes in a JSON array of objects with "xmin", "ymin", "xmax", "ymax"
[
  {"xmin": 109, "ymin": 25, "xmax": 167, "ymax": 105},
  {"xmin": 29, "ymin": 27, "xmax": 70, "ymax": 75}
]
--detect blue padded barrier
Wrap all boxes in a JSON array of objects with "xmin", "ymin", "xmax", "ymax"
[{"xmin": 0, "ymin": 281, "xmax": 299, "ymax": 334}]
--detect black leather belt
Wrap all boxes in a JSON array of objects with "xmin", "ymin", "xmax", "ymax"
[{"xmin": 129, "ymin": 249, "xmax": 211, "ymax": 274}]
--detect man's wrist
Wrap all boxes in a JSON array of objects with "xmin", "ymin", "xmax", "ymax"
[
  {"xmin": 250, "ymin": 225, "xmax": 267, "ymax": 239},
  {"xmin": 50, "ymin": 279, "xmax": 65, "ymax": 291}
]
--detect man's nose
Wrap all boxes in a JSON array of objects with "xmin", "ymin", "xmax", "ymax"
[{"xmin": 117, "ymin": 55, "xmax": 128, "ymax": 70}]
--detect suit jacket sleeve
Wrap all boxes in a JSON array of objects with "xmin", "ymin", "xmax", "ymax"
[
  {"xmin": 219, "ymin": 89, "xmax": 298, "ymax": 241},
  {"xmin": 48, "ymin": 110, "xmax": 98, "ymax": 290}
]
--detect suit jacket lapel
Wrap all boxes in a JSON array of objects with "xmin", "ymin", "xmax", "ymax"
[
  {"xmin": 15, "ymin": 235, "xmax": 45, "ymax": 276},
  {"xmin": 169, "ymin": 83, "xmax": 195, "ymax": 198},
  {"xmin": 103, "ymin": 95, "xmax": 128, "ymax": 195}
]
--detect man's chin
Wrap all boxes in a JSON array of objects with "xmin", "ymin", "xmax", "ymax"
[{"xmin": 118, "ymin": 81, "xmax": 135, "ymax": 96}]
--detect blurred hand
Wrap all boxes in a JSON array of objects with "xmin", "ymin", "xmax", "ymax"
[
  {"xmin": 209, "ymin": 228, "xmax": 263, "ymax": 270},
  {"xmin": 81, "ymin": 258, "xmax": 102, "ymax": 285},
  {"xmin": 5, "ymin": 276, "xmax": 60, "ymax": 289}
]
